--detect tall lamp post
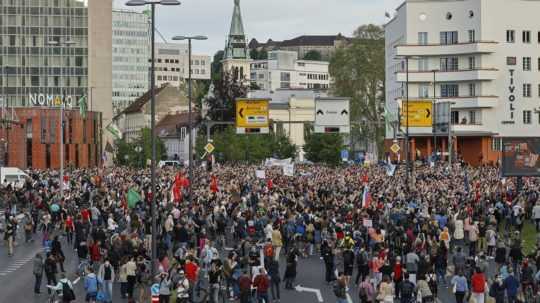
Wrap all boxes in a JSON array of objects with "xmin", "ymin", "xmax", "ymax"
[
  {"xmin": 46, "ymin": 38, "xmax": 76, "ymax": 200},
  {"xmin": 431, "ymin": 69, "xmax": 437, "ymax": 160},
  {"xmin": 171, "ymin": 35, "xmax": 208, "ymax": 203},
  {"xmin": 404, "ymin": 56, "xmax": 410, "ymax": 188},
  {"xmin": 126, "ymin": 0, "xmax": 181, "ymax": 276}
]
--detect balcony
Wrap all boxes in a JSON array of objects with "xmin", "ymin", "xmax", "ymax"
[
  {"xmin": 396, "ymin": 41, "xmax": 498, "ymax": 57},
  {"xmin": 396, "ymin": 68, "xmax": 498, "ymax": 83},
  {"xmin": 396, "ymin": 95, "xmax": 498, "ymax": 108}
]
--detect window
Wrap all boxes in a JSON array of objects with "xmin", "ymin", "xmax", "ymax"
[
  {"xmin": 507, "ymin": 30, "xmax": 515, "ymax": 43},
  {"xmin": 469, "ymin": 110, "xmax": 479, "ymax": 124},
  {"xmin": 9, "ymin": 35, "xmax": 15, "ymax": 46},
  {"xmin": 440, "ymin": 57, "xmax": 459, "ymax": 71},
  {"xmin": 523, "ymin": 83, "xmax": 532, "ymax": 97},
  {"xmin": 441, "ymin": 83, "xmax": 459, "ymax": 97},
  {"xmin": 523, "ymin": 30, "xmax": 531, "ymax": 43},
  {"xmin": 523, "ymin": 110, "xmax": 532, "ymax": 124},
  {"xmin": 451, "ymin": 111, "xmax": 459, "ymax": 124},
  {"xmin": 418, "ymin": 58, "xmax": 429, "ymax": 71},
  {"xmin": 31, "ymin": 76, "xmax": 39, "ymax": 86},
  {"xmin": 492, "ymin": 138, "xmax": 502, "ymax": 151},
  {"xmin": 538, "ymin": 84, "xmax": 540, "ymax": 97},
  {"xmin": 468, "ymin": 30, "xmax": 475, "ymax": 42},
  {"xmin": 538, "ymin": 58, "xmax": 540, "ymax": 70},
  {"xmin": 523, "ymin": 57, "xmax": 531, "ymax": 71},
  {"xmin": 468, "ymin": 83, "xmax": 476, "ymax": 96},
  {"xmin": 468, "ymin": 56, "xmax": 476, "ymax": 70},
  {"xmin": 507, "ymin": 57, "xmax": 517, "ymax": 65},
  {"xmin": 419, "ymin": 85, "xmax": 430, "ymax": 98},
  {"xmin": 418, "ymin": 32, "xmax": 428, "ymax": 45},
  {"xmin": 538, "ymin": 31, "xmax": 540, "ymax": 43},
  {"xmin": 157, "ymin": 75, "xmax": 162, "ymax": 81},
  {"xmin": 440, "ymin": 31, "xmax": 458, "ymax": 45}
]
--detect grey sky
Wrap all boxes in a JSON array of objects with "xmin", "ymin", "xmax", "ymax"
[{"xmin": 114, "ymin": 0, "xmax": 403, "ymax": 56}]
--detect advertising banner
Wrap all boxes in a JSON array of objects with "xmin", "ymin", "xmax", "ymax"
[{"xmin": 502, "ymin": 137, "xmax": 540, "ymax": 176}]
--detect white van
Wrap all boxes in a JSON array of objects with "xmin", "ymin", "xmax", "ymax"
[
  {"xmin": 158, "ymin": 160, "xmax": 182, "ymax": 168},
  {"xmin": 0, "ymin": 167, "xmax": 29, "ymax": 189}
]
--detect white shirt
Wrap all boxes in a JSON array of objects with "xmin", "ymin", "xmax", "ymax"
[{"xmin": 533, "ymin": 205, "xmax": 540, "ymax": 219}]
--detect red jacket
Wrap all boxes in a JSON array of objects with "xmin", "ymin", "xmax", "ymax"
[
  {"xmin": 90, "ymin": 243, "xmax": 101, "ymax": 262},
  {"xmin": 253, "ymin": 274, "xmax": 270, "ymax": 293},
  {"xmin": 471, "ymin": 273, "xmax": 486, "ymax": 293}
]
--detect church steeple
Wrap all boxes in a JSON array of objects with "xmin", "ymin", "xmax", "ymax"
[{"xmin": 224, "ymin": 0, "xmax": 248, "ymax": 60}]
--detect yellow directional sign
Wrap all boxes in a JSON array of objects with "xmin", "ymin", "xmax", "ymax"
[
  {"xmin": 235, "ymin": 99, "xmax": 269, "ymax": 130},
  {"xmin": 390, "ymin": 143, "xmax": 401, "ymax": 154},
  {"xmin": 400, "ymin": 101, "xmax": 433, "ymax": 127},
  {"xmin": 204, "ymin": 143, "xmax": 215, "ymax": 154}
]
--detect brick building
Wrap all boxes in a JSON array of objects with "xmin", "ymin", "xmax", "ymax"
[{"xmin": 1, "ymin": 108, "xmax": 102, "ymax": 169}]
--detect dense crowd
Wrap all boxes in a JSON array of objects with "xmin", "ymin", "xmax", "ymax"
[{"xmin": 1, "ymin": 161, "xmax": 540, "ymax": 303}]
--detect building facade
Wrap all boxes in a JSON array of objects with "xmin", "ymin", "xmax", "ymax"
[
  {"xmin": 250, "ymin": 51, "xmax": 330, "ymax": 91},
  {"xmin": 222, "ymin": 0, "xmax": 251, "ymax": 82},
  {"xmin": 154, "ymin": 43, "xmax": 211, "ymax": 87},
  {"xmin": 156, "ymin": 112, "xmax": 200, "ymax": 162},
  {"xmin": 249, "ymin": 34, "xmax": 350, "ymax": 60},
  {"xmin": 385, "ymin": 0, "xmax": 540, "ymax": 166},
  {"xmin": 0, "ymin": 107, "xmax": 101, "ymax": 169},
  {"xmin": 0, "ymin": 0, "xmax": 112, "ymax": 168},
  {"xmin": 112, "ymin": 9, "xmax": 150, "ymax": 115}
]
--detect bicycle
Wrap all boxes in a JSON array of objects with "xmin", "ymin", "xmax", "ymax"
[{"xmin": 46, "ymin": 286, "xmax": 61, "ymax": 303}]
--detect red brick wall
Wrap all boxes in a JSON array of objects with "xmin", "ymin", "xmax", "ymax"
[{"xmin": 2, "ymin": 108, "xmax": 101, "ymax": 170}]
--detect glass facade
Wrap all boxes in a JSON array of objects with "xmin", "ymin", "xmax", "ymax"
[
  {"xmin": 0, "ymin": 0, "xmax": 88, "ymax": 107},
  {"xmin": 112, "ymin": 10, "xmax": 150, "ymax": 115}
]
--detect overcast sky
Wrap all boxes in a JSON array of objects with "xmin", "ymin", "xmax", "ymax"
[{"xmin": 113, "ymin": 0, "xmax": 403, "ymax": 56}]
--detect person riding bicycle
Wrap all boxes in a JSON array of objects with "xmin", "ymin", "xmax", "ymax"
[{"xmin": 176, "ymin": 271, "xmax": 190, "ymax": 303}]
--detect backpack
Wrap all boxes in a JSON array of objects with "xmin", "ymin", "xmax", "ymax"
[
  {"xmin": 333, "ymin": 283, "xmax": 346, "ymax": 298},
  {"xmin": 62, "ymin": 282, "xmax": 76, "ymax": 301},
  {"xmin": 264, "ymin": 244, "xmax": 274, "ymax": 257}
]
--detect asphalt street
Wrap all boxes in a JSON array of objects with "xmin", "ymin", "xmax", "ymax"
[{"xmin": 0, "ymin": 228, "xmax": 459, "ymax": 303}]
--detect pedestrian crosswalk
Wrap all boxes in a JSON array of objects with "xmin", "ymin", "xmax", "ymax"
[{"xmin": 0, "ymin": 254, "xmax": 35, "ymax": 277}]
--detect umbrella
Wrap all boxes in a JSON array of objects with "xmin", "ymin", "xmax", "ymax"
[{"xmin": 50, "ymin": 204, "xmax": 60, "ymax": 212}]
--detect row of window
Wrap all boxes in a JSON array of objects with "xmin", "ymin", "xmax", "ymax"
[
  {"xmin": 150, "ymin": 58, "xmax": 206, "ymax": 65},
  {"xmin": 306, "ymin": 73, "xmax": 328, "ymax": 80},
  {"xmin": 418, "ymin": 30, "xmax": 476, "ymax": 45},
  {"xmin": 450, "ymin": 110, "xmax": 481, "ymax": 125},
  {"xmin": 506, "ymin": 30, "xmax": 540, "ymax": 44},
  {"xmin": 507, "ymin": 56, "xmax": 540, "ymax": 72},
  {"xmin": 1, "ymin": 75, "xmax": 86, "ymax": 87}
]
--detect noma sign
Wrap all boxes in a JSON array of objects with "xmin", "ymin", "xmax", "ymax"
[{"xmin": 29, "ymin": 93, "xmax": 76, "ymax": 108}]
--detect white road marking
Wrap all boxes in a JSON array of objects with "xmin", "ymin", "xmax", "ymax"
[{"xmin": 295, "ymin": 285, "xmax": 324, "ymax": 302}]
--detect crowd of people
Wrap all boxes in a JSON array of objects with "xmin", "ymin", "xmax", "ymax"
[{"xmin": 1, "ymin": 160, "xmax": 540, "ymax": 303}]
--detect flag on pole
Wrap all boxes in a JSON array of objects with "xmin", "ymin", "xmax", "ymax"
[
  {"xmin": 210, "ymin": 175, "xmax": 218, "ymax": 193},
  {"xmin": 362, "ymin": 186, "xmax": 372, "ymax": 208},
  {"xmin": 78, "ymin": 95, "xmax": 87, "ymax": 119},
  {"xmin": 127, "ymin": 188, "xmax": 141, "ymax": 208},
  {"xmin": 106, "ymin": 122, "xmax": 122, "ymax": 140},
  {"xmin": 267, "ymin": 179, "xmax": 273, "ymax": 190}
]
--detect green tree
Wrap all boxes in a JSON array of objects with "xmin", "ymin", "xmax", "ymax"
[
  {"xmin": 202, "ymin": 127, "xmax": 296, "ymax": 163},
  {"xmin": 303, "ymin": 132, "xmax": 343, "ymax": 165},
  {"xmin": 303, "ymin": 50, "xmax": 322, "ymax": 61},
  {"xmin": 114, "ymin": 128, "xmax": 167, "ymax": 167},
  {"xmin": 250, "ymin": 48, "xmax": 268, "ymax": 60},
  {"xmin": 211, "ymin": 50, "xmax": 224, "ymax": 84},
  {"xmin": 329, "ymin": 24, "xmax": 385, "ymax": 158},
  {"xmin": 205, "ymin": 71, "xmax": 248, "ymax": 122}
]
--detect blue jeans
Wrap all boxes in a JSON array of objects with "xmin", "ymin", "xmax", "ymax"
[
  {"xmin": 257, "ymin": 292, "xmax": 269, "ymax": 303},
  {"xmin": 337, "ymin": 298, "xmax": 348, "ymax": 303}
]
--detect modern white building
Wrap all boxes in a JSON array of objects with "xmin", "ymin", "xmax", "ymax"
[
  {"xmin": 154, "ymin": 43, "xmax": 211, "ymax": 87},
  {"xmin": 112, "ymin": 9, "xmax": 150, "ymax": 115},
  {"xmin": 385, "ymin": 0, "xmax": 540, "ymax": 166},
  {"xmin": 250, "ymin": 51, "xmax": 330, "ymax": 91}
]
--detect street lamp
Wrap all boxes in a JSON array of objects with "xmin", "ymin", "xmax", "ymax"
[
  {"xmin": 125, "ymin": 0, "xmax": 180, "ymax": 277},
  {"xmin": 46, "ymin": 38, "xmax": 76, "ymax": 200},
  {"xmin": 172, "ymin": 35, "xmax": 208, "ymax": 203},
  {"xmin": 431, "ymin": 69, "xmax": 437, "ymax": 161},
  {"xmin": 448, "ymin": 101, "xmax": 457, "ymax": 169},
  {"xmin": 135, "ymin": 145, "xmax": 143, "ymax": 167}
]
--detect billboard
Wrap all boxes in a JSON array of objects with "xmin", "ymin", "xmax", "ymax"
[
  {"xmin": 400, "ymin": 101, "xmax": 433, "ymax": 127},
  {"xmin": 502, "ymin": 137, "xmax": 540, "ymax": 176},
  {"xmin": 235, "ymin": 99, "xmax": 269, "ymax": 134},
  {"xmin": 314, "ymin": 97, "xmax": 350, "ymax": 133}
]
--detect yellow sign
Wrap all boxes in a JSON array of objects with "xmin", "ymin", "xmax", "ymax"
[
  {"xmin": 390, "ymin": 143, "xmax": 401, "ymax": 154},
  {"xmin": 204, "ymin": 143, "xmax": 215, "ymax": 154},
  {"xmin": 400, "ymin": 101, "xmax": 433, "ymax": 127},
  {"xmin": 235, "ymin": 99, "xmax": 269, "ymax": 128}
]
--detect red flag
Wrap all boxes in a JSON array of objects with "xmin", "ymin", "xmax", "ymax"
[
  {"xmin": 267, "ymin": 179, "xmax": 273, "ymax": 190},
  {"xmin": 210, "ymin": 175, "xmax": 218, "ymax": 193},
  {"xmin": 173, "ymin": 173, "xmax": 182, "ymax": 202}
]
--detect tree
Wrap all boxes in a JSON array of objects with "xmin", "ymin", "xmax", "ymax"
[
  {"xmin": 303, "ymin": 132, "xmax": 343, "ymax": 165},
  {"xmin": 205, "ymin": 71, "xmax": 248, "ymax": 122},
  {"xmin": 211, "ymin": 50, "xmax": 224, "ymax": 84},
  {"xmin": 198, "ymin": 126, "xmax": 296, "ymax": 163},
  {"xmin": 303, "ymin": 50, "xmax": 322, "ymax": 61},
  {"xmin": 250, "ymin": 48, "xmax": 268, "ymax": 60},
  {"xmin": 329, "ymin": 24, "xmax": 385, "ymax": 158},
  {"xmin": 114, "ymin": 128, "xmax": 167, "ymax": 167}
]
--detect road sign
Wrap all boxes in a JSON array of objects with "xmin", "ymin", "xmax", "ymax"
[
  {"xmin": 400, "ymin": 101, "xmax": 433, "ymax": 127},
  {"xmin": 204, "ymin": 142, "xmax": 215, "ymax": 154},
  {"xmin": 236, "ymin": 98, "xmax": 269, "ymax": 134},
  {"xmin": 341, "ymin": 149, "xmax": 349, "ymax": 162},
  {"xmin": 314, "ymin": 97, "xmax": 350, "ymax": 133},
  {"xmin": 390, "ymin": 143, "xmax": 401, "ymax": 154}
]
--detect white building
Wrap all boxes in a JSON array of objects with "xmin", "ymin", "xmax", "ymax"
[
  {"xmin": 154, "ymin": 43, "xmax": 211, "ymax": 87},
  {"xmin": 250, "ymin": 51, "xmax": 330, "ymax": 91},
  {"xmin": 112, "ymin": 10, "xmax": 150, "ymax": 115},
  {"xmin": 385, "ymin": 0, "xmax": 540, "ymax": 166}
]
